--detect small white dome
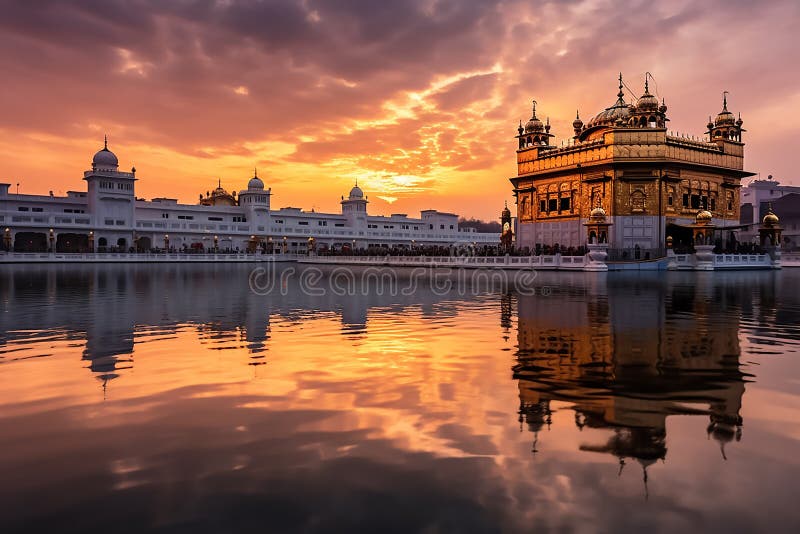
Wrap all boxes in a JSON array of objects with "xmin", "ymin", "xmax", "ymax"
[
  {"xmin": 248, "ymin": 175, "xmax": 264, "ymax": 190},
  {"xmin": 92, "ymin": 137, "xmax": 118, "ymax": 169},
  {"xmin": 349, "ymin": 185, "xmax": 364, "ymax": 199}
]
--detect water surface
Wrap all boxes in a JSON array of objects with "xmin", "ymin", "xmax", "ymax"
[{"xmin": 1, "ymin": 264, "xmax": 799, "ymax": 533}]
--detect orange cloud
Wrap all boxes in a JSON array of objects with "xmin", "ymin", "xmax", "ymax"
[{"xmin": 0, "ymin": 0, "xmax": 797, "ymax": 219}]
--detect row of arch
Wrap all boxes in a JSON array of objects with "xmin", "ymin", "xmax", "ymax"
[{"xmin": 8, "ymin": 232, "xmax": 132, "ymax": 253}]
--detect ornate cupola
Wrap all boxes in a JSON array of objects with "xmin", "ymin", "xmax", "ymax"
[
  {"xmin": 500, "ymin": 201, "xmax": 514, "ymax": 252},
  {"xmin": 572, "ymin": 110, "xmax": 583, "ymax": 138},
  {"xmin": 516, "ymin": 100, "xmax": 554, "ymax": 149},
  {"xmin": 92, "ymin": 135, "xmax": 119, "ymax": 171},
  {"xmin": 630, "ymin": 73, "xmax": 668, "ymax": 128},
  {"xmin": 238, "ymin": 168, "xmax": 271, "ymax": 210},
  {"xmin": 578, "ymin": 73, "xmax": 632, "ymax": 140},
  {"xmin": 707, "ymin": 92, "xmax": 744, "ymax": 142}
]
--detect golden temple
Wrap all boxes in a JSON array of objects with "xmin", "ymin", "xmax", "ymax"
[{"xmin": 510, "ymin": 74, "xmax": 755, "ymax": 254}]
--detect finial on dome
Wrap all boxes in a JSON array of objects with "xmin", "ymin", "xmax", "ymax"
[
  {"xmin": 723, "ymin": 90, "xmax": 729, "ymax": 111},
  {"xmin": 618, "ymin": 72, "xmax": 624, "ymax": 98},
  {"xmin": 218, "ymin": 178, "xmax": 221, "ymax": 188},
  {"xmin": 531, "ymin": 99, "xmax": 538, "ymax": 119},
  {"xmin": 254, "ymin": 167, "xmax": 258, "ymax": 178},
  {"xmin": 644, "ymin": 72, "xmax": 650, "ymax": 94},
  {"xmin": 355, "ymin": 177, "xmax": 358, "ymax": 187},
  {"xmin": 576, "ymin": 110, "xmax": 580, "ymax": 120},
  {"xmin": 104, "ymin": 134, "xmax": 108, "ymax": 150}
]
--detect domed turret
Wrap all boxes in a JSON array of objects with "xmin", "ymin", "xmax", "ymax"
[
  {"xmin": 636, "ymin": 78, "xmax": 659, "ymax": 113},
  {"xmin": 200, "ymin": 179, "xmax": 236, "ymax": 206},
  {"xmin": 92, "ymin": 136, "xmax": 119, "ymax": 170},
  {"xmin": 590, "ymin": 206, "xmax": 607, "ymax": 221},
  {"xmin": 349, "ymin": 184, "xmax": 364, "ymax": 199},
  {"xmin": 696, "ymin": 210, "xmax": 713, "ymax": 223},
  {"xmin": 585, "ymin": 73, "xmax": 631, "ymax": 130},
  {"xmin": 248, "ymin": 168, "xmax": 264, "ymax": 190},
  {"xmin": 762, "ymin": 208, "xmax": 779, "ymax": 226},
  {"xmin": 708, "ymin": 92, "xmax": 744, "ymax": 142},
  {"xmin": 524, "ymin": 100, "xmax": 544, "ymax": 133},
  {"xmin": 572, "ymin": 110, "xmax": 583, "ymax": 137},
  {"xmin": 714, "ymin": 92, "xmax": 736, "ymax": 126}
]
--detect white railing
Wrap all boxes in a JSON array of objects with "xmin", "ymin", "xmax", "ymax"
[
  {"xmin": 0, "ymin": 252, "xmax": 303, "ymax": 263},
  {"xmin": 672, "ymin": 252, "xmax": 774, "ymax": 270},
  {"xmin": 783, "ymin": 253, "xmax": 800, "ymax": 267},
  {"xmin": 301, "ymin": 255, "xmax": 587, "ymax": 270},
  {"xmin": 712, "ymin": 254, "xmax": 772, "ymax": 268}
]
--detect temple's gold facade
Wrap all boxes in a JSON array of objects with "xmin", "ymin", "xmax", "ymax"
[{"xmin": 510, "ymin": 75, "xmax": 754, "ymax": 253}]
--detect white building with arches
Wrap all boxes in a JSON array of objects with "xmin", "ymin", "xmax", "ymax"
[{"xmin": 1, "ymin": 141, "xmax": 498, "ymax": 253}]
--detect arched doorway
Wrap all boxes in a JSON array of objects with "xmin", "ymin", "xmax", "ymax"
[
  {"xmin": 14, "ymin": 232, "xmax": 47, "ymax": 252},
  {"xmin": 117, "ymin": 237, "xmax": 127, "ymax": 251},
  {"xmin": 666, "ymin": 224, "xmax": 693, "ymax": 253},
  {"xmin": 98, "ymin": 237, "xmax": 108, "ymax": 251},
  {"xmin": 137, "ymin": 236, "xmax": 152, "ymax": 252},
  {"xmin": 56, "ymin": 233, "xmax": 89, "ymax": 253}
]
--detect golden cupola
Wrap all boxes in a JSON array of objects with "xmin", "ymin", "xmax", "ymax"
[
  {"xmin": 708, "ymin": 92, "xmax": 744, "ymax": 142},
  {"xmin": 517, "ymin": 100, "xmax": 554, "ymax": 148},
  {"xmin": 762, "ymin": 207, "xmax": 780, "ymax": 226},
  {"xmin": 630, "ymin": 74, "xmax": 668, "ymax": 128}
]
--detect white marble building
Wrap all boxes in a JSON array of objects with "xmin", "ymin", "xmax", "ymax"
[{"xmin": 1, "ymin": 141, "xmax": 498, "ymax": 253}]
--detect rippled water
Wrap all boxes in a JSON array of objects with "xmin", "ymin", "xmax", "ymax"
[{"xmin": 1, "ymin": 264, "xmax": 800, "ymax": 533}]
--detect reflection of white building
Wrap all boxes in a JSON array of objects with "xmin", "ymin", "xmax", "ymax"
[{"xmin": 0, "ymin": 141, "xmax": 497, "ymax": 253}]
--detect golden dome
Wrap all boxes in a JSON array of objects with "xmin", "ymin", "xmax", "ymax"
[
  {"xmin": 696, "ymin": 210, "xmax": 713, "ymax": 223},
  {"xmin": 590, "ymin": 206, "xmax": 607, "ymax": 219},
  {"xmin": 587, "ymin": 74, "xmax": 630, "ymax": 128},
  {"xmin": 636, "ymin": 79, "xmax": 658, "ymax": 112},
  {"xmin": 524, "ymin": 100, "xmax": 544, "ymax": 133},
  {"xmin": 572, "ymin": 110, "xmax": 583, "ymax": 130},
  {"xmin": 714, "ymin": 92, "xmax": 736, "ymax": 127},
  {"xmin": 763, "ymin": 210, "xmax": 779, "ymax": 226}
]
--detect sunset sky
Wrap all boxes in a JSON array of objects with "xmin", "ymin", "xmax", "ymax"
[{"xmin": 0, "ymin": 0, "xmax": 797, "ymax": 221}]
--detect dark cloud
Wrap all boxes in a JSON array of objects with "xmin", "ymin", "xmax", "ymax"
[{"xmin": 0, "ymin": 0, "xmax": 798, "ymax": 218}]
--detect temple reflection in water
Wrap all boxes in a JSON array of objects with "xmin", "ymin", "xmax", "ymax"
[
  {"xmin": 509, "ymin": 272, "xmax": 782, "ymax": 486},
  {"xmin": 0, "ymin": 264, "xmax": 784, "ymax": 472}
]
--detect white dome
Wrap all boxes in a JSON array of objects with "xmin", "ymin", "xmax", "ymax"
[
  {"xmin": 92, "ymin": 138, "xmax": 118, "ymax": 169},
  {"xmin": 349, "ymin": 185, "xmax": 364, "ymax": 199},
  {"xmin": 248, "ymin": 175, "xmax": 264, "ymax": 190}
]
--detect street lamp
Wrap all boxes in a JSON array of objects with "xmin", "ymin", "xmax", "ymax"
[
  {"xmin": 49, "ymin": 228, "xmax": 55, "ymax": 252},
  {"xmin": 164, "ymin": 234, "xmax": 169, "ymax": 251},
  {"xmin": 88, "ymin": 231, "xmax": 94, "ymax": 253},
  {"xmin": 3, "ymin": 227, "xmax": 11, "ymax": 252}
]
